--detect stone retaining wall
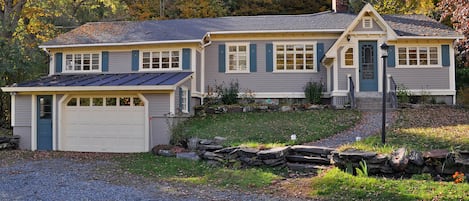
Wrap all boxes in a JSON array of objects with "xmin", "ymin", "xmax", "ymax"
[{"xmin": 154, "ymin": 137, "xmax": 469, "ymax": 180}]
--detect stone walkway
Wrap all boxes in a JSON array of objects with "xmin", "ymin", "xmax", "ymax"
[{"xmin": 305, "ymin": 111, "xmax": 398, "ymax": 148}]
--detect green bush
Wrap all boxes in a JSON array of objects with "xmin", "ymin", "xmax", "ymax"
[
  {"xmin": 216, "ymin": 80, "xmax": 240, "ymax": 105},
  {"xmin": 456, "ymin": 67, "xmax": 469, "ymax": 89},
  {"xmin": 397, "ymin": 84, "xmax": 411, "ymax": 103},
  {"xmin": 304, "ymin": 81, "xmax": 323, "ymax": 104}
]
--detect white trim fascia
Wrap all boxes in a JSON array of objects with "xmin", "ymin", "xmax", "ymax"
[
  {"xmin": 137, "ymin": 93, "xmax": 150, "ymax": 152},
  {"xmin": 331, "ymin": 90, "xmax": 350, "ymax": 96},
  {"xmin": 449, "ymin": 44, "xmax": 456, "ymax": 92},
  {"xmin": 407, "ymin": 89, "xmax": 456, "ymax": 96},
  {"xmin": 326, "ymin": 65, "xmax": 331, "ymax": 93},
  {"xmin": 39, "ymin": 39, "xmax": 202, "ymax": 49},
  {"xmin": 208, "ymin": 29, "xmax": 344, "ymax": 35},
  {"xmin": 173, "ymin": 73, "xmax": 194, "ymax": 88},
  {"xmin": 10, "ymin": 94, "xmax": 15, "ymax": 127},
  {"xmin": 397, "ymin": 36, "xmax": 464, "ymax": 40},
  {"xmin": 333, "ymin": 58, "xmax": 339, "ymax": 91},
  {"xmin": 245, "ymin": 92, "xmax": 305, "ymax": 99},
  {"xmin": 191, "ymin": 48, "xmax": 197, "ymax": 93},
  {"xmin": 57, "ymin": 94, "xmax": 68, "ymax": 151},
  {"xmin": 201, "ymin": 48, "xmax": 206, "ymax": 105},
  {"xmin": 169, "ymin": 91, "xmax": 175, "ymax": 115},
  {"xmin": 52, "ymin": 95, "xmax": 57, "ymax": 150},
  {"xmin": 1, "ymin": 85, "xmax": 176, "ymax": 92},
  {"xmin": 31, "ymin": 95, "xmax": 37, "ymax": 151}
]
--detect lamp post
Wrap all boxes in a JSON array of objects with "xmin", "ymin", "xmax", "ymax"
[{"xmin": 380, "ymin": 42, "xmax": 389, "ymax": 144}]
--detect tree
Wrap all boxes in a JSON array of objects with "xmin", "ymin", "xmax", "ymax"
[
  {"xmin": 438, "ymin": 0, "xmax": 469, "ymax": 49},
  {"xmin": 175, "ymin": 0, "xmax": 227, "ymax": 18},
  {"xmin": 349, "ymin": 0, "xmax": 436, "ymax": 16}
]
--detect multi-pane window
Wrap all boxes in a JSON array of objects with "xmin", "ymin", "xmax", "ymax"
[
  {"xmin": 275, "ymin": 43, "xmax": 315, "ymax": 71},
  {"xmin": 226, "ymin": 43, "xmax": 249, "ymax": 72},
  {"xmin": 65, "ymin": 53, "xmax": 100, "ymax": 71},
  {"xmin": 66, "ymin": 97, "xmax": 144, "ymax": 107},
  {"xmin": 142, "ymin": 50, "xmax": 180, "ymax": 70},
  {"xmin": 398, "ymin": 46, "xmax": 438, "ymax": 66},
  {"xmin": 344, "ymin": 47, "xmax": 354, "ymax": 66},
  {"xmin": 180, "ymin": 88, "xmax": 189, "ymax": 113}
]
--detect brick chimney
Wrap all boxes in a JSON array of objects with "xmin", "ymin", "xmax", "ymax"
[{"xmin": 332, "ymin": 0, "xmax": 349, "ymax": 13}]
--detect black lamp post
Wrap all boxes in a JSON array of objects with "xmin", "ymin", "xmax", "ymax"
[{"xmin": 380, "ymin": 42, "xmax": 389, "ymax": 144}]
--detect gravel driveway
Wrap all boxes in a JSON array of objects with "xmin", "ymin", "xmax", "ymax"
[{"xmin": 0, "ymin": 152, "xmax": 311, "ymax": 201}]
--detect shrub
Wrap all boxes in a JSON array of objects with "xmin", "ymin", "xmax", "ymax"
[
  {"xmin": 456, "ymin": 67, "xmax": 469, "ymax": 89},
  {"xmin": 216, "ymin": 80, "xmax": 240, "ymax": 105},
  {"xmin": 304, "ymin": 81, "xmax": 323, "ymax": 104},
  {"xmin": 397, "ymin": 84, "xmax": 411, "ymax": 103},
  {"xmin": 457, "ymin": 87, "xmax": 469, "ymax": 106}
]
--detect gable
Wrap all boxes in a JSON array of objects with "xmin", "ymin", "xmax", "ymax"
[{"xmin": 352, "ymin": 17, "xmax": 384, "ymax": 32}]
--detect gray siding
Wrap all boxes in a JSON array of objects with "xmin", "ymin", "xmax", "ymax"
[
  {"xmin": 13, "ymin": 127, "xmax": 31, "ymax": 150},
  {"xmin": 144, "ymin": 93, "xmax": 171, "ymax": 146},
  {"xmin": 15, "ymin": 95, "xmax": 31, "ymax": 127},
  {"xmin": 109, "ymin": 51, "xmax": 132, "ymax": 73},
  {"xmin": 388, "ymin": 68, "xmax": 450, "ymax": 89},
  {"xmin": 353, "ymin": 19, "xmax": 383, "ymax": 32},
  {"xmin": 338, "ymin": 68, "xmax": 356, "ymax": 90},
  {"xmin": 204, "ymin": 40, "xmax": 334, "ymax": 94}
]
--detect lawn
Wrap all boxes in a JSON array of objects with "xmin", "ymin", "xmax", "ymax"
[
  {"xmin": 171, "ymin": 109, "xmax": 360, "ymax": 147},
  {"xmin": 341, "ymin": 106, "xmax": 469, "ymax": 153}
]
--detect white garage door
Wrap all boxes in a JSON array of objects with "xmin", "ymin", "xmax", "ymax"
[{"xmin": 62, "ymin": 96, "xmax": 146, "ymax": 153}]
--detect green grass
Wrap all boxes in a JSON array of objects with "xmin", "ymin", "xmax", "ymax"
[
  {"xmin": 341, "ymin": 106, "xmax": 469, "ymax": 153},
  {"xmin": 171, "ymin": 109, "xmax": 360, "ymax": 146},
  {"xmin": 311, "ymin": 168, "xmax": 469, "ymax": 201},
  {"xmin": 119, "ymin": 153, "xmax": 282, "ymax": 189}
]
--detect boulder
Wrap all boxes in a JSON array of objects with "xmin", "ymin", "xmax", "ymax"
[
  {"xmin": 390, "ymin": 148, "xmax": 409, "ymax": 171},
  {"xmin": 157, "ymin": 150, "xmax": 176, "ymax": 157},
  {"xmin": 263, "ymin": 158, "xmax": 286, "ymax": 167},
  {"xmin": 422, "ymin": 149, "xmax": 449, "ymax": 159},
  {"xmin": 290, "ymin": 145, "xmax": 336, "ymax": 156},
  {"xmin": 367, "ymin": 154, "xmax": 388, "ymax": 164},
  {"xmin": 237, "ymin": 147, "xmax": 259, "ymax": 158},
  {"xmin": 197, "ymin": 144, "xmax": 223, "ymax": 151},
  {"xmin": 202, "ymin": 151, "xmax": 224, "ymax": 162},
  {"xmin": 199, "ymin": 139, "xmax": 213, "ymax": 145},
  {"xmin": 239, "ymin": 157, "xmax": 263, "ymax": 166},
  {"xmin": 285, "ymin": 155, "xmax": 330, "ymax": 165},
  {"xmin": 176, "ymin": 152, "xmax": 200, "ymax": 161},
  {"xmin": 214, "ymin": 147, "xmax": 238, "ymax": 154},
  {"xmin": 408, "ymin": 150, "xmax": 424, "ymax": 166},
  {"xmin": 286, "ymin": 163, "xmax": 329, "ymax": 172},
  {"xmin": 337, "ymin": 150, "xmax": 377, "ymax": 162},
  {"xmin": 257, "ymin": 147, "xmax": 289, "ymax": 160}
]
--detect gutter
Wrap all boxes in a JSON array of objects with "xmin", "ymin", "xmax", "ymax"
[{"xmin": 39, "ymin": 39, "xmax": 203, "ymax": 49}]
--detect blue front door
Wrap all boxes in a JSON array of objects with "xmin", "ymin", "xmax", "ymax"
[
  {"xmin": 37, "ymin": 95, "xmax": 52, "ymax": 150},
  {"xmin": 359, "ymin": 41, "xmax": 378, "ymax": 91}
]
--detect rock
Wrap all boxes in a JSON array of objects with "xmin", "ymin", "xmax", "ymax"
[
  {"xmin": 367, "ymin": 154, "xmax": 388, "ymax": 164},
  {"xmin": 199, "ymin": 139, "xmax": 213, "ymax": 145},
  {"xmin": 408, "ymin": 150, "xmax": 424, "ymax": 166},
  {"xmin": 213, "ymin": 146, "xmax": 238, "ymax": 154},
  {"xmin": 0, "ymin": 143, "xmax": 9, "ymax": 149},
  {"xmin": 157, "ymin": 150, "xmax": 176, "ymax": 157},
  {"xmin": 380, "ymin": 163, "xmax": 394, "ymax": 174},
  {"xmin": 237, "ymin": 147, "xmax": 259, "ymax": 158},
  {"xmin": 243, "ymin": 106, "xmax": 253, "ymax": 112},
  {"xmin": 290, "ymin": 145, "xmax": 336, "ymax": 156},
  {"xmin": 338, "ymin": 150, "xmax": 377, "ymax": 162},
  {"xmin": 263, "ymin": 158, "xmax": 286, "ymax": 167},
  {"xmin": 197, "ymin": 144, "xmax": 223, "ymax": 151},
  {"xmin": 257, "ymin": 147, "xmax": 289, "ymax": 160},
  {"xmin": 176, "ymin": 152, "xmax": 200, "ymax": 161},
  {"xmin": 280, "ymin": 106, "xmax": 292, "ymax": 112},
  {"xmin": 239, "ymin": 157, "xmax": 263, "ymax": 166},
  {"xmin": 390, "ymin": 148, "xmax": 409, "ymax": 171},
  {"xmin": 286, "ymin": 163, "xmax": 329, "ymax": 172},
  {"xmin": 213, "ymin": 136, "xmax": 227, "ymax": 145},
  {"xmin": 187, "ymin": 137, "xmax": 200, "ymax": 150},
  {"xmin": 0, "ymin": 137, "xmax": 8, "ymax": 144},
  {"xmin": 285, "ymin": 155, "xmax": 330, "ymax": 165},
  {"xmin": 202, "ymin": 152, "xmax": 224, "ymax": 162},
  {"xmin": 306, "ymin": 104, "xmax": 324, "ymax": 110},
  {"xmin": 422, "ymin": 149, "xmax": 449, "ymax": 159},
  {"xmin": 405, "ymin": 164, "xmax": 422, "ymax": 174}
]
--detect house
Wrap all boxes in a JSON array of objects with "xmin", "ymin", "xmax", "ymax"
[{"xmin": 1, "ymin": 2, "xmax": 462, "ymax": 153}]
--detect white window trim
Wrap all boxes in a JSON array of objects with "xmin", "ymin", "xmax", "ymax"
[
  {"xmin": 180, "ymin": 87, "xmax": 189, "ymax": 113},
  {"xmin": 396, "ymin": 45, "xmax": 441, "ymax": 68},
  {"xmin": 63, "ymin": 52, "xmax": 102, "ymax": 73},
  {"xmin": 139, "ymin": 48, "xmax": 182, "ymax": 71},
  {"xmin": 225, "ymin": 42, "xmax": 250, "ymax": 73},
  {"xmin": 65, "ymin": 96, "xmax": 144, "ymax": 107},
  {"xmin": 273, "ymin": 41, "xmax": 318, "ymax": 73},
  {"xmin": 362, "ymin": 17, "xmax": 373, "ymax": 29},
  {"xmin": 341, "ymin": 46, "xmax": 356, "ymax": 68}
]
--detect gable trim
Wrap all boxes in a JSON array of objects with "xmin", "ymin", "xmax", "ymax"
[{"xmin": 39, "ymin": 40, "xmax": 202, "ymax": 49}]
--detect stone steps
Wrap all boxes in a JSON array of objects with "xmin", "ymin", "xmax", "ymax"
[{"xmin": 356, "ymin": 97, "xmax": 395, "ymax": 111}]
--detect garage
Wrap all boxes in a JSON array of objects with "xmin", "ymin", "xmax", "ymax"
[{"xmin": 61, "ymin": 96, "xmax": 146, "ymax": 153}]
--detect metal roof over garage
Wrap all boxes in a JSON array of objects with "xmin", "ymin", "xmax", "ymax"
[{"xmin": 1, "ymin": 72, "xmax": 192, "ymax": 92}]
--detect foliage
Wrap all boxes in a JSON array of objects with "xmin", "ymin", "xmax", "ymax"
[
  {"xmin": 212, "ymin": 80, "xmax": 239, "ymax": 105},
  {"xmin": 438, "ymin": 0, "xmax": 469, "ymax": 49},
  {"xmin": 342, "ymin": 106, "xmax": 469, "ymax": 153},
  {"xmin": 457, "ymin": 87, "xmax": 469, "ymax": 106},
  {"xmin": 311, "ymin": 168, "xmax": 469, "ymax": 200},
  {"xmin": 349, "ymin": 0, "xmax": 436, "ymax": 16},
  {"xmin": 396, "ymin": 84, "xmax": 411, "ymax": 104},
  {"xmin": 456, "ymin": 67, "xmax": 469, "ymax": 89},
  {"xmin": 355, "ymin": 160, "xmax": 368, "ymax": 177},
  {"xmin": 119, "ymin": 153, "xmax": 281, "ymax": 189},
  {"xmin": 171, "ymin": 110, "xmax": 360, "ymax": 147},
  {"xmin": 304, "ymin": 81, "xmax": 323, "ymax": 104}
]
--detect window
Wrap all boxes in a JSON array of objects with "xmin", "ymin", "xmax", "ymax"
[
  {"xmin": 344, "ymin": 47, "xmax": 354, "ymax": 67},
  {"xmin": 180, "ymin": 87, "xmax": 189, "ymax": 113},
  {"xmin": 65, "ymin": 53, "xmax": 100, "ymax": 72},
  {"xmin": 362, "ymin": 17, "xmax": 373, "ymax": 29},
  {"xmin": 141, "ymin": 50, "xmax": 180, "ymax": 70},
  {"xmin": 398, "ymin": 46, "xmax": 439, "ymax": 67},
  {"xmin": 275, "ymin": 43, "xmax": 315, "ymax": 71},
  {"xmin": 66, "ymin": 96, "xmax": 144, "ymax": 107},
  {"xmin": 226, "ymin": 43, "xmax": 249, "ymax": 73}
]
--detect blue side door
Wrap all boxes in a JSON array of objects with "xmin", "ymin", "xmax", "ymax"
[
  {"xmin": 37, "ymin": 95, "xmax": 52, "ymax": 150},
  {"xmin": 359, "ymin": 41, "xmax": 378, "ymax": 91}
]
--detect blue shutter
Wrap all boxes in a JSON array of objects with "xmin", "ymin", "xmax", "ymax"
[
  {"xmin": 101, "ymin": 51, "xmax": 109, "ymax": 72},
  {"xmin": 316, "ymin": 43, "xmax": 324, "ymax": 72},
  {"xmin": 249, "ymin": 44, "xmax": 257, "ymax": 72},
  {"xmin": 178, "ymin": 87, "xmax": 183, "ymax": 112},
  {"xmin": 187, "ymin": 90, "xmax": 191, "ymax": 113},
  {"xmin": 442, "ymin": 45, "xmax": 450, "ymax": 67},
  {"xmin": 55, "ymin": 53, "xmax": 62, "ymax": 73},
  {"xmin": 387, "ymin": 45, "xmax": 395, "ymax": 67},
  {"xmin": 218, "ymin": 44, "xmax": 226, "ymax": 72},
  {"xmin": 266, "ymin": 43, "xmax": 273, "ymax": 72},
  {"xmin": 182, "ymin": 48, "xmax": 191, "ymax": 70},
  {"xmin": 131, "ymin": 50, "xmax": 139, "ymax": 71}
]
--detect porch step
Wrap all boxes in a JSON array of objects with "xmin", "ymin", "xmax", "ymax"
[{"xmin": 356, "ymin": 97, "xmax": 395, "ymax": 111}]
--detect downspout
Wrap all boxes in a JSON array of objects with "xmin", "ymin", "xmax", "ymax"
[
  {"xmin": 41, "ymin": 47, "xmax": 53, "ymax": 75},
  {"xmin": 200, "ymin": 32, "xmax": 213, "ymax": 105}
]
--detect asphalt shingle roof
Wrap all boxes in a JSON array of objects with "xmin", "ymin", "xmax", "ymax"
[
  {"xmin": 17, "ymin": 72, "xmax": 192, "ymax": 87},
  {"xmin": 42, "ymin": 11, "xmax": 461, "ymax": 47}
]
